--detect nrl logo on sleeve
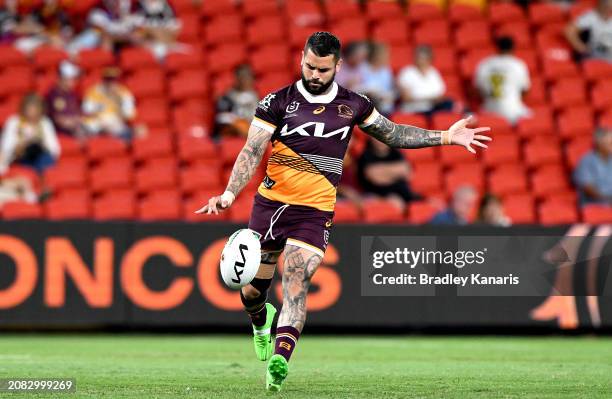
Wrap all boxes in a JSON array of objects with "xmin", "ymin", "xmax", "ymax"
[
  {"xmin": 258, "ymin": 93, "xmax": 276, "ymax": 110},
  {"xmin": 286, "ymin": 101, "xmax": 300, "ymax": 113}
]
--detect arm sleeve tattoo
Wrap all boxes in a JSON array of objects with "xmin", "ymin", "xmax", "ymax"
[
  {"xmin": 361, "ymin": 114, "xmax": 443, "ymax": 149},
  {"xmin": 225, "ymin": 126, "xmax": 272, "ymax": 196}
]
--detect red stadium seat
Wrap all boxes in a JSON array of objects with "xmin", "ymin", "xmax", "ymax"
[
  {"xmin": 524, "ymin": 138, "xmax": 563, "ymax": 168},
  {"xmin": 77, "ymin": 48, "xmax": 114, "ymax": 70},
  {"xmin": 408, "ymin": 201, "xmax": 440, "ymax": 224},
  {"xmin": 333, "ymin": 200, "xmax": 361, "ymax": 223},
  {"xmin": 201, "ymin": 0, "xmax": 236, "ymax": 17},
  {"xmin": 539, "ymin": 200, "xmax": 579, "ymax": 225},
  {"xmin": 179, "ymin": 163, "xmax": 223, "ymax": 195},
  {"xmin": 496, "ymin": 23, "xmax": 532, "ymax": 50},
  {"xmin": 531, "ymin": 165, "xmax": 570, "ymax": 198},
  {"xmin": 176, "ymin": 15, "xmax": 200, "ymax": 43},
  {"xmin": 488, "ymin": 164, "xmax": 528, "ymax": 196},
  {"xmin": 205, "ymin": 14, "xmax": 243, "ymax": 46},
  {"xmin": 227, "ymin": 194, "xmax": 256, "ymax": 223},
  {"xmin": 330, "ymin": 17, "xmax": 369, "ymax": 44},
  {"xmin": 323, "ymin": 0, "xmax": 361, "ymax": 22},
  {"xmin": 440, "ymin": 145, "xmax": 478, "ymax": 166},
  {"xmin": 132, "ymin": 133, "xmax": 173, "ymax": 161},
  {"xmin": 90, "ymin": 157, "xmax": 133, "ymax": 193},
  {"xmin": 178, "ymin": 136, "xmax": 218, "ymax": 163},
  {"xmin": 169, "ymin": 71, "xmax": 208, "ymax": 101},
  {"xmin": 460, "ymin": 48, "xmax": 495, "ymax": 79},
  {"xmin": 289, "ymin": 25, "xmax": 321, "ymax": 49},
  {"xmin": 476, "ymin": 113, "xmax": 512, "ymax": 135},
  {"xmin": 517, "ymin": 106, "xmax": 554, "ymax": 138},
  {"xmin": 591, "ymin": 80, "xmax": 612, "ymax": 111},
  {"xmin": 558, "ymin": 107, "xmax": 594, "ymax": 139},
  {"xmin": 136, "ymin": 159, "xmax": 178, "ymax": 193},
  {"xmin": 57, "ymin": 135, "xmax": 83, "ymax": 157},
  {"xmin": 136, "ymin": 97, "xmax": 170, "ymax": 128},
  {"xmin": 285, "ymin": 0, "xmax": 324, "ymax": 27},
  {"xmin": 413, "ymin": 20, "xmax": 450, "ymax": 46},
  {"xmin": 183, "ymin": 192, "xmax": 227, "ymax": 222},
  {"xmin": 391, "ymin": 113, "xmax": 428, "ymax": 128},
  {"xmin": 124, "ymin": 68, "xmax": 165, "ymax": 98},
  {"xmin": 120, "ymin": 47, "xmax": 158, "ymax": 71},
  {"xmin": 242, "ymin": 0, "xmax": 279, "ymax": 19},
  {"xmin": 139, "ymin": 189, "xmax": 182, "ymax": 221},
  {"xmin": 33, "ymin": 46, "xmax": 68, "ymax": 71},
  {"xmin": 528, "ymin": 2, "xmax": 566, "ymax": 26},
  {"xmin": 2, "ymin": 201, "xmax": 43, "ymax": 220},
  {"xmin": 207, "ymin": 43, "xmax": 247, "ymax": 74},
  {"xmin": 455, "ymin": 21, "xmax": 492, "ymax": 51},
  {"xmin": 432, "ymin": 112, "xmax": 463, "ymax": 131},
  {"xmin": 250, "ymin": 45, "xmax": 290, "ymax": 74},
  {"xmin": 411, "ymin": 161, "xmax": 442, "ymax": 195},
  {"xmin": 247, "ymin": 16, "xmax": 286, "ymax": 47},
  {"xmin": 523, "ymin": 76, "xmax": 547, "ymax": 107},
  {"xmin": 488, "ymin": 2, "xmax": 526, "ymax": 25},
  {"xmin": 220, "ymin": 137, "xmax": 247, "ymax": 166},
  {"xmin": 372, "ymin": 18, "xmax": 410, "ymax": 46},
  {"xmin": 550, "ymin": 78, "xmax": 586, "ymax": 110},
  {"xmin": 165, "ymin": 51, "xmax": 204, "ymax": 73},
  {"xmin": 582, "ymin": 205, "xmax": 612, "ymax": 224},
  {"xmin": 503, "ymin": 193, "xmax": 536, "ymax": 224},
  {"xmin": 0, "ymin": 45, "xmax": 29, "ymax": 68},
  {"xmin": 582, "ymin": 59, "xmax": 612, "ymax": 82},
  {"xmin": 366, "ymin": 0, "xmax": 404, "ymax": 21},
  {"xmin": 93, "ymin": 189, "xmax": 136, "ymax": 220},
  {"xmin": 86, "ymin": 136, "xmax": 128, "ymax": 161},
  {"xmin": 0, "ymin": 66, "xmax": 34, "ymax": 97},
  {"xmin": 449, "ymin": 3, "xmax": 483, "ymax": 23},
  {"xmin": 445, "ymin": 164, "xmax": 485, "ymax": 194},
  {"xmin": 362, "ymin": 198, "xmax": 404, "ymax": 223},
  {"xmin": 44, "ymin": 159, "xmax": 88, "ymax": 192},
  {"xmin": 565, "ymin": 138, "xmax": 592, "ymax": 169},
  {"xmin": 44, "ymin": 194, "xmax": 91, "ymax": 220},
  {"xmin": 482, "ymin": 135, "xmax": 520, "ymax": 166},
  {"xmin": 408, "ymin": 2, "xmax": 444, "ymax": 23},
  {"xmin": 432, "ymin": 47, "xmax": 457, "ymax": 75},
  {"xmin": 542, "ymin": 57, "xmax": 579, "ymax": 82}
]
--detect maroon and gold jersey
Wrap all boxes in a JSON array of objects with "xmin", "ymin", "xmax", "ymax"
[{"xmin": 252, "ymin": 80, "xmax": 379, "ymax": 212}]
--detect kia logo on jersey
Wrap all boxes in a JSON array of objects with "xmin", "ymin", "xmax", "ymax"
[{"xmin": 280, "ymin": 122, "xmax": 350, "ymax": 140}]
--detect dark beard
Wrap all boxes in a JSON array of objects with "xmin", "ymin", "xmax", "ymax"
[{"xmin": 301, "ymin": 71, "xmax": 335, "ymax": 95}]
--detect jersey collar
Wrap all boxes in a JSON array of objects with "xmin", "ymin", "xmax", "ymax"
[{"xmin": 296, "ymin": 80, "xmax": 338, "ymax": 104}]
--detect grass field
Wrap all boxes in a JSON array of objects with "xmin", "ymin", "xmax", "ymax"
[{"xmin": 0, "ymin": 334, "xmax": 610, "ymax": 398}]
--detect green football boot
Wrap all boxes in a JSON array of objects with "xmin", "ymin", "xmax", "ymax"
[
  {"xmin": 253, "ymin": 303, "xmax": 276, "ymax": 361},
  {"xmin": 266, "ymin": 354, "xmax": 288, "ymax": 392}
]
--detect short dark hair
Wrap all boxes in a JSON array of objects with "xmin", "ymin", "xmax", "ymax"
[
  {"xmin": 304, "ymin": 31, "xmax": 341, "ymax": 61},
  {"xmin": 495, "ymin": 36, "xmax": 514, "ymax": 53}
]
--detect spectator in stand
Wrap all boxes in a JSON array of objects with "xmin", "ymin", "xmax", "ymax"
[
  {"xmin": 0, "ymin": 93, "xmax": 60, "ymax": 175},
  {"xmin": 0, "ymin": 175, "xmax": 38, "ymax": 207},
  {"xmin": 475, "ymin": 36, "xmax": 531, "ymax": 124},
  {"xmin": 357, "ymin": 138, "xmax": 420, "ymax": 211},
  {"xmin": 68, "ymin": 0, "xmax": 139, "ymax": 54},
  {"xmin": 46, "ymin": 61, "xmax": 85, "ymax": 139},
  {"xmin": 337, "ymin": 142, "xmax": 365, "ymax": 211},
  {"xmin": 430, "ymin": 185, "xmax": 477, "ymax": 225},
  {"xmin": 133, "ymin": 0, "xmax": 185, "ymax": 61},
  {"xmin": 0, "ymin": 0, "xmax": 47, "ymax": 54},
  {"xmin": 565, "ymin": 0, "xmax": 612, "ymax": 62},
  {"xmin": 477, "ymin": 193, "xmax": 511, "ymax": 227},
  {"xmin": 336, "ymin": 41, "xmax": 368, "ymax": 92},
  {"xmin": 215, "ymin": 64, "xmax": 259, "ymax": 137},
  {"xmin": 82, "ymin": 66, "xmax": 140, "ymax": 140},
  {"xmin": 361, "ymin": 42, "xmax": 395, "ymax": 115},
  {"xmin": 397, "ymin": 45, "xmax": 453, "ymax": 115},
  {"xmin": 574, "ymin": 127, "xmax": 612, "ymax": 205}
]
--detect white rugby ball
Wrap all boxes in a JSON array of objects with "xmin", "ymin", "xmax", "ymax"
[{"xmin": 220, "ymin": 229, "xmax": 262, "ymax": 289}]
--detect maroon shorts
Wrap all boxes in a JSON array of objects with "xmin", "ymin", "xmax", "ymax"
[{"xmin": 248, "ymin": 193, "xmax": 334, "ymax": 258}]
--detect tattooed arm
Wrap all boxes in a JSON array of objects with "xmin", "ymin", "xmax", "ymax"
[
  {"xmin": 195, "ymin": 124, "xmax": 272, "ymax": 215},
  {"xmin": 361, "ymin": 113, "xmax": 492, "ymax": 152}
]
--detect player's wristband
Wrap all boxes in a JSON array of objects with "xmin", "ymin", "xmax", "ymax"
[
  {"xmin": 221, "ymin": 191, "xmax": 235, "ymax": 205},
  {"xmin": 441, "ymin": 130, "xmax": 453, "ymax": 145}
]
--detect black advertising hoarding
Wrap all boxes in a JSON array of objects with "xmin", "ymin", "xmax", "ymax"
[{"xmin": 0, "ymin": 221, "xmax": 610, "ymax": 330}]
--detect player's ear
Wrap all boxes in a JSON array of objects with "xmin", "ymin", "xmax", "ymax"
[
  {"xmin": 335, "ymin": 57, "xmax": 343, "ymax": 73},
  {"xmin": 300, "ymin": 51, "xmax": 304, "ymax": 67}
]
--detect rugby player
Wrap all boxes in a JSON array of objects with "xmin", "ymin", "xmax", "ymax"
[{"xmin": 196, "ymin": 32, "xmax": 491, "ymax": 392}]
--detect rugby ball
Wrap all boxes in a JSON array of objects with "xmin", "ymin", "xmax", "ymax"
[{"xmin": 220, "ymin": 229, "xmax": 262, "ymax": 289}]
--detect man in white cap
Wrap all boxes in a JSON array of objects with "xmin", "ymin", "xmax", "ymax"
[{"xmin": 46, "ymin": 60, "xmax": 85, "ymax": 139}]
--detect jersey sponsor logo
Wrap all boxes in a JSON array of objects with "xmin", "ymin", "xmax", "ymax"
[
  {"xmin": 325, "ymin": 219, "xmax": 333, "ymax": 228},
  {"xmin": 263, "ymin": 175, "xmax": 276, "ymax": 189},
  {"xmin": 231, "ymin": 244, "xmax": 248, "ymax": 284},
  {"xmin": 258, "ymin": 93, "xmax": 276, "ymax": 110},
  {"xmin": 313, "ymin": 105, "xmax": 326, "ymax": 114},
  {"xmin": 337, "ymin": 104, "xmax": 354, "ymax": 119},
  {"xmin": 280, "ymin": 122, "xmax": 351, "ymax": 140},
  {"xmin": 286, "ymin": 101, "xmax": 300, "ymax": 113}
]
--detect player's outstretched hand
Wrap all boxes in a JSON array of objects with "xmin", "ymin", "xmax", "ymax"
[
  {"xmin": 195, "ymin": 191, "xmax": 235, "ymax": 215},
  {"xmin": 448, "ymin": 115, "xmax": 492, "ymax": 154}
]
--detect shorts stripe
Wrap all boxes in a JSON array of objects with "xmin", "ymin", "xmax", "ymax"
[{"xmin": 286, "ymin": 238, "xmax": 325, "ymax": 258}]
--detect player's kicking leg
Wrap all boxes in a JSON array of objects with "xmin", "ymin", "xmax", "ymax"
[
  {"xmin": 266, "ymin": 243, "xmax": 323, "ymax": 392},
  {"xmin": 239, "ymin": 250, "xmax": 281, "ymax": 361}
]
